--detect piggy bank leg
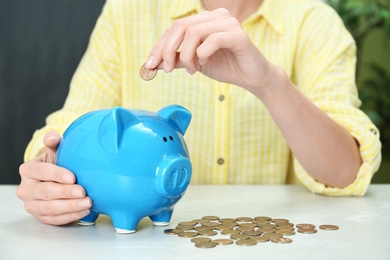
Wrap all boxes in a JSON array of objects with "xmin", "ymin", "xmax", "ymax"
[
  {"xmin": 78, "ymin": 210, "xmax": 99, "ymax": 226},
  {"xmin": 110, "ymin": 213, "xmax": 140, "ymax": 234},
  {"xmin": 149, "ymin": 208, "xmax": 173, "ymax": 226}
]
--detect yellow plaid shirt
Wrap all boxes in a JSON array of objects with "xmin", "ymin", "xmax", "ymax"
[{"xmin": 25, "ymin": 0, "xmax": 381, "ymax": 196}]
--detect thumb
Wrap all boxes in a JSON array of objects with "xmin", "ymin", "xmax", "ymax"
[{"xmin": 43, "ymin": 131, "xmax": 61, "ymax": 150}]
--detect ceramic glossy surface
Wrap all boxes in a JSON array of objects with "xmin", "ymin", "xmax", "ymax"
[{"xmin": 56, "ymin": 105, "xmax": 192, "ymax": 233}]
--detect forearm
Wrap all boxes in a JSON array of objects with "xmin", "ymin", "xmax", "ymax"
[{"xmin": 253, "ymin": 66, "xmax": 362, "ymax": 188}]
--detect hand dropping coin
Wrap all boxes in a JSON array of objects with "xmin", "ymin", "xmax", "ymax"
[{"xmin": 140, "ymin": 63, "xmax": 157, "ymax": 81}]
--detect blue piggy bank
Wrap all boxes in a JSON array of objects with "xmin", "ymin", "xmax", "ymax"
[{"xmin": 56, "ymin": 105, "xmax": 192, "ymax": 233}]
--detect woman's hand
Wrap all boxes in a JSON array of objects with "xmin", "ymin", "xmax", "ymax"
[
  {"xmin": 17, "ymin": 131, "xmax": 92, "ymax": 225},
  {"xmin": 145, "ymin": 8, "xmax": 276, "ymax": 94}
]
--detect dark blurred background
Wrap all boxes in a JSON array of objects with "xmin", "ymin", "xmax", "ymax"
[
  {"xmin": 0, "ymin": 0, "xmax": 106, "ymax": 184},
  {"xmin": 0, "ymin": 0, "xmax": 389, "ymax": 184}
]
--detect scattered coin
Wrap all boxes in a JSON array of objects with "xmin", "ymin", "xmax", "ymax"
[
  {"xmin": 176, "ymin": 225, "xmax": 194, "ymax": 230},
  {"xmin": 202, "ymin": 216, "xmax": 220, "ymax": 221},
  {"xmin": 296, "ymin": 223, "xmax": 315, "ymax": 229},
  {"xmin": 195, "ymin": 242, "xmax": 217, "ymax": 248},
  {"xmin": 139, "ymin": 63, "xmax": 157, "ymax": 81},
  {"xmin": 221, "ymin": 229, "xmax": 241, "ymax": 235},
  {"xmin": 164, "ymin": 228, "xmax": 181, "ymax": 235},
  {"xmin": 236, "ymin": 239, "xmax": 257, "ymax": 246},
  {"xmin": 254, "ymin": 216, "xmax": 272, "ymax": 222},
  {"xmin": 236, "ymin": 226, "xmax": 255, "ymax": 232},
  {"xmin": 271, "ymin": 237, "xmax": 293, "ymax": 244},
  {"xmin": 213, "ymin": 239, "xmax": 234, "ymax": 245},
  {"xmin": 178, "ymin": 231, "xmax": 198, "ymax": 238},
  {"xmin": 219, "ymin": 218, "xmax": 237, "ymax": 223},
  {"xmin": 230, "ymin": 234, "xmax": 251, "ymax": 240},
  {"xmin": 197, "ymin": 230, "xmax": 217, "ymax": 236},
  {"xmin": 319, "ymin": 225, "xmax": 339, "ymax": 230},
  {"xmin": 268, "ymin": 233, "xmax": 284, "ymax": 238},
  {"xmin": 178, "ymin": 221, "xmax": 197, "ymax": 226},
  {"xmin": 191, "ymin": 237, "xmax": 212, "ymax": 243},
  {"xmin": 271, "ymin": 218, "xmax": 289, "ymax": 224},
  {"xmin": 236, "ymin": 217, "xmax": 253, "ymax": 222},
  {"xmin": 250, "ymin": 236, "xmax": 271, "ymax": 242},
  {"xmin": 297, "ymin": 228, "xmax": 318, "ymax": 234},
  {"xmin": 194, "ymin": 226, "xmax": 214, "ymax": 231},
  {"xmin": 242, "ymin": 230, "xmax": 262, "ymax": 236}
]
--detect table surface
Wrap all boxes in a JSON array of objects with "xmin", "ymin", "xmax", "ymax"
[{"xmin": 1, "ymin": 184, "xmax": 390, "ymax": 259}]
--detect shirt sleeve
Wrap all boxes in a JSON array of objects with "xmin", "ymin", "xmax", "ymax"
[
  {"xmin": 24, "ymin": 0, "xmax": 122, "ymax": 161},
  {"xmin": 291, "ymin": 3, "xmax": 382, "ymax": 196}
]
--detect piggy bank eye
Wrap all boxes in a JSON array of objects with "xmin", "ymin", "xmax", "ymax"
[
  {"xmin": 169, "ymin": 136, "xmax": 173, "ymax": 141},
  {"xmin": 163, "ymin": 137, "xmax": 168, "ymax": 142}
]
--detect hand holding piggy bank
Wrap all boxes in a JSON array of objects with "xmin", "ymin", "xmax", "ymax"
[{"xmin": 56, "ymin": 105, "xmax": 192, "ymax": 233}]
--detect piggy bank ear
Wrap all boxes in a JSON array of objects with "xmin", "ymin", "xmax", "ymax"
[
  {"xmin": 98, "ymin": 106, "xmax": 140, "ymax": 153},
  {"xmin": 158, "ymin": 105, "xmax": 192, "ymax": 135}
]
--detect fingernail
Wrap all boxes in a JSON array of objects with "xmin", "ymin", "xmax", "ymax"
[
  {"xmin": 62, "ymin": 174, "xmax": 74, "ymax": 183},
  {"xmin": 72, "ymin": 189, "xmax": 83, "ymax": 198},
  {"xmin": 145, "ymin": 56, "xmax": 155, "ymax": 68},
  {"xmin": 78, "ymin": 199, "xmax": 91, "ymax": 209},
  {"xmin": 186, "ymin": 68, "xmax": 195, "ymax": 75},
  {"xmin": 163, "ymin": 61, "xmax": 170, "ymax": 72}
]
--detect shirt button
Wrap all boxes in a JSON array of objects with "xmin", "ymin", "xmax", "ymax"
[
  {"xmin": 217, "ymin": 158, "xmax": 224, "ymax": 165},
  {"xmin": 218, "ymin": 95, "xmax": 225, "ymax": 101}
]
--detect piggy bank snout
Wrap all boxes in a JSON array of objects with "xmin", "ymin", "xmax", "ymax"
[{"xmin": 156, "ymin": 154, "xmax": 192, "ymax": 198}]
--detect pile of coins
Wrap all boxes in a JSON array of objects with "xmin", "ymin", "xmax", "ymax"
[{"xmin": 164, "ymin": 216, "xmax": 339, "ymax": 248}]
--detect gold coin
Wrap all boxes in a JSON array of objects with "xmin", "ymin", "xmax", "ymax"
[
  {"xmin": 176, "ymin": 225, "xmax": 194, "ymax": 230},
  {"xmin": 258, "ymin": 223, "xmax": 276, "ymax": 229},
  {"xmin": 252, "ymin": 220, "xmax": 270, "ymax": 225},
  {"xmin": 271, "ymin": 218, "xmax": 289, "ymax": 224},
  {"xmin": 319, "ymin": 224, "xmax": 339, "ymax": 230},
  {"xmin": 257, "ymin": 228, "xmax": 275, "ymax": 234},
  {"xmin": 297, "ymin": 228, "xmax": 317, "ymax": 234},
  {"xmin": 213, "ymin": 239, "xmax": 234, "ymax": 245},
  {"xmin": 214, "ymin": 225, "xmax": 233, "ymax": 231},
  {"xmin": 178, "ymin": 221, "xmax": 197, "ymax": 226},
  {"xmin": 139, "ymin": 63, "xmax": 157, "ymax": 81},
  {"xmin": 242, "ymin": 230, "xmax": 262, "ymax": 236},
  {"xmin": 276, "ymin": 222, "xmax": 294, "ymax": 227},
  {"xmin": 219, "ymin": 218, "xmax": 237, "ymax": 223},
  {"xmin": 197, "ymin": 230, "xmax": 218, "ymax": 236},
  {"xmin": 191, "ymin": 237, "xmax": 212, "ymax": 243},
  {"xmin": 271, "ymin": 237, "xmax": 293, "ymax": 244},
  {"xmin": 164, "ymin": 228, "xmax": 181, "ymax": 235},
  {"xmin": 250, "ymin": 236, "xmax": 270, "ymax": 242},
  {"xmin": 221, "ymin": 229, "xmax": 241, "ymax": 235},
  {"xmin": 202, "ymin": 216, "xmax": 220, "ymax": 221},
  {"xmin": 194, "ymin": 226, "xmax": 214, "ymax": 232},
  {"xmin": 268, "ymin": 232, "xmax": 284, "ymax": 238},
  {"xmin": 236, "ymin": 217, "xmax": 253, "ymax": 222},
  {"xmin": 239, "ymin": 223, "xmax": 258, "ymax": 228},
  {"xmin": 236, "ymin": 239, "xmax": 257, "ymax": 246},
  {"xmin": 296, "ymin": 223, "xmax": 315, "ymax": 229},
  {"xmin": 230, "ymin": 234, "xmax": 251, "ymax": 240},
  {"xmin": 254, "ymin": 216, "xmax": 272, "ymax": 222},
  {"xmin": 195, "ymin": 242, "xmax": 217, "ymax": 248},
  {"xmin": 276, "ymin": 225, "xmax": 295, "ymax": 230},
  {"xmin": 276, "ymin": 230, "xmax": 296, "ymax": 236},
  {"xmin": 221, "ymin": 222, "xmax": 238, "ymax": 227},
  {"xmin": 178, "ymin": 231, "xmax": 198, "ymax": 238},
  {"xmin": 191, "ymin": 219, "xmax": 204, "ymax": 223},
  {"xmin": 236, "ymin": 226, "xmax": 255, "ymax": 232},
  {"xmin": 202, "ymin": 221, "xmax": 220, "ymax": 227}
]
